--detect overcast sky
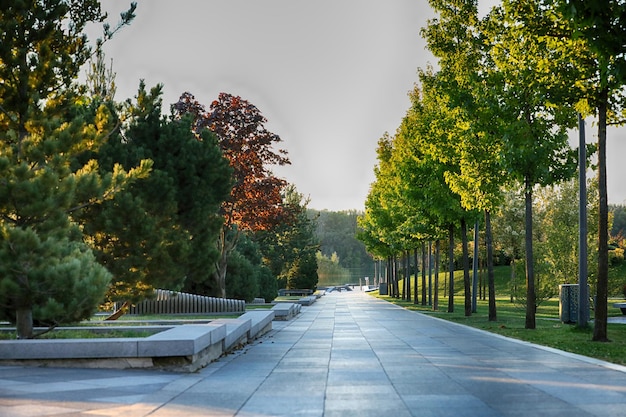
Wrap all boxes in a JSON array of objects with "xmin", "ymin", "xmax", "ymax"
[{"xmin": 94, "ymin": 0, "xmax": 626, "ymax": 211}]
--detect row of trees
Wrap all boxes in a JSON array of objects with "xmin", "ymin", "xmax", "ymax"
[
  {"xmin": 358, "ymin": 0, "xmax": 626, "ymax": 342},
  {"xmin": 0, "ymin": 1, "xmax": 319, "ymax": 339}
]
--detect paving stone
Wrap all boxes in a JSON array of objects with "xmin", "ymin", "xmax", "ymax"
[{"xmin": 3, "ymin": 291, "xmax": 626, "ymax": 417}]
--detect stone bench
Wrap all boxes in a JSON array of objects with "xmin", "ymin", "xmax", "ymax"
[
  {"xmin": 0, "ymin": 323, "xmax": 227, "ymax": 372},
  {"xmin": 210, "ymin": 317, "xmax": 251, "ymax": 351},
  {"xmin": 0, "ymin": 310, "xmax": 276, "ymax": 372},
  {"xmin": 239, "ymin": 310, "xmax": 275, "ymax": 339},
  {"xmin": 613, "ymin": 303, "xmax": 626, "ymax": 314},
  {"xmin": 271, "ymin": 302, "xmax": 301, "ymax": 320},
  {"xmin": 297, "ymin": 296, "xmax": 316, "ymax": 306},
  {"xmin": 278, "ymin": 289, "xmax": 313, "ymax": 296}
]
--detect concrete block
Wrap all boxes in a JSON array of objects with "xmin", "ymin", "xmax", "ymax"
[
  {"xmin": 272, "ymin": 303, "xmax": 300, "ymax": 320},
  {"xmin": 298, "ymin": 296, "xmax": 316, "ymax": 306},
  {"xmin": 239, "ymin": 311, "xmax": 274, "ymax": 339},
  {"xmin": 211, "ymin": 318, "xmax": 251, "ymax": 351},
  {"xmin": 0, "ymin": 338, "xmax": 141, "ymax": 360},
  {"xmin": 138, "ymin": 324, "xmax": 226, "ymax": 357}
]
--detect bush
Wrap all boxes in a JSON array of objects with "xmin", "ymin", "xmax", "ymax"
[{"xmin": 225, "ymin": 250, "xmax": 259, "ymax": 303}]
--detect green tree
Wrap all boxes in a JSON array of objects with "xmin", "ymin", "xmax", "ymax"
[
  {"xmin": 314, "ymin": 210, "xmax": 374, "ymax": 280},
  {"xmin": 256, "ymin": 185, "xmax": 319, "ymax": 291},
  {"xmin": 77, "ymin": 83, "xmax": 232, "ymax": 304},
  {"xmin": 225, "ymin": 234, "xmax": 262, "ymax": 303},
  {"xmin": 0, "ymin": 0, "xmax": 143, "ymax": 339},
  {"xmin": 423, "ymin": 0, "xmax": 508, "ymax": 320},
  {"xmin": 316, "ymin": 252, "xmax": 352, "ymax": 285},
  {"xmin": 551, "ymin": 0, "xmax": 626, "ymax": 341},
  {"xmin": 485, "ymin": 0, "xmax": 579, "ymax": 328},
  {"xmin": 611, "ymin": 205, "xmax": 626, "ymax": 238},
  {"xmin": 491, "ymin": 189, "xmax": 526, "ymax": 301}
]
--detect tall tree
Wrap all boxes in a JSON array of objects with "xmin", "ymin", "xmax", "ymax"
[
  {"xmin": 423, "ymin": 0, "xmax": 506, "ymax": 320},
  {"xmin": 173, "ymin": 92, "xmax": 291, "ymax": 297},
  {"xmin": 0, "ymin": 0, "xmax": 143, "ymax": 338},
  {"xmin": 551, "ymin": 0, "xmax": 626, "ymax": 341},
  {"xmin": 76, "ymin": 82, "xmax": 232, "ymax": 304},
  {"xmin": 485, "ymin": 0, "xmax": 579, "ymax": 328},
  {"xmin": 256, "ymin": 185, "xmax": 319, "ymax": 292}
]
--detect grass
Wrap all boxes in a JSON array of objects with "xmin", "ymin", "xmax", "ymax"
[
  {"xmin": 0, "ymin": 312, "xmax": 248, "ymax": 340},
  {"xmin": 0, "ymin": 328, "xmax": 158, "ymax": 340},
  {"xmin": 373, "ymin": 265, "xmax": 626, "ymax": 367}
]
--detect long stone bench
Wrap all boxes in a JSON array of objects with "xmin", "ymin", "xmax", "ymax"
[
  {"xmin": 297, "ymin": 295, "xmax": 316, "ymax": 306},
  {"xmin": 271, "ymin": 302, "xmax": 301, "ymax": 320},
  {"xmin": 210, "ymin": 317, "xmax": 251, "ymax": 351},
  {"xmin": 0, "ymin": 310, "xmax": 275, "ymax": 372},
  {"xmin": 239, "ymin": 310, "xmax": 275, "ymax": 339}
]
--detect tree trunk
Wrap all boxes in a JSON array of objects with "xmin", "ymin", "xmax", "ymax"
[
  {"xmin": 16, "ymin": 307, "xmax": 33, "ymax": 339},
  {"xmin": 525, "ymin": 180, "xmax": 536, "ymax": 329},
  {"xmin": 393, "ymin": 254, "xmax": 400, "ymax": 298},
  {"xmin": 448, "ymin": 223, "xmax": 455, "ymax": 313},
  {"xmin": 472, "ymin": 220, "xmax": 479, "ymax": 313},
  {"xmin": 485, "ymin": 210, "xmax": 497, "ymax": 321},
  {"xmin": 434, "ymin": 240, "xmax": 440, "ymax": 311},
  {"xmin": 593, "ymin": 87, "xmax": 609, "ymax": 342},
  {"xmin": 387, "ymin": 256, "xmax": 392, "ymax": 297},
  {"xmin": 405, "ymin": 250, "xmax": 411, "ymax": 302},
  {"xmin": 462, "ymin": 218, "xmax": 471, "ymax": 317},
  {"xmin": 413, "ymin": 248, "xmax": 419, "ymax": 304},
  {"xmin": 421, "ymin": 242, "xmax": 427, "ymax": 305},
  {"xmin": 213, "ymin": 226, "xmax": 240, "ymax": 298},
  {"xmin": 428, "ymin": 241, "xmax": 433, "ymax": 306},
  {"xmin": 510, "ymin": 258, "xmax": 516, "ymax": 303}
]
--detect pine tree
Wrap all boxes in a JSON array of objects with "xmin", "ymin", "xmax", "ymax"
[{"xmin": 0, "ymin": 1, "xmax": 141, "ymax": 339}]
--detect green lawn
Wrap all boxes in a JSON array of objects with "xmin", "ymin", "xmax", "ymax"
[{"xmin": 374, "ymin": 265, "xmax": 626, "ymax": 366}]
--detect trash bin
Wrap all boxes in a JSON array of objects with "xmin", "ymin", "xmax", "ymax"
[
  {"xmin": 559, "ymin": 284, "xmax": 579, "ymax": 324},
  {"xmin": 379, "ymin": 282, "xmax": 388, "ymax": 295}
]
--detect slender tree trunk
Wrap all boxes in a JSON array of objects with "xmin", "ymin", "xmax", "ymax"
[
  {"xmin": 16, "ymin": 307, "xmax": 33, "ymax": 339},
  {"xmin": 428, "ymin": 241, "xmax": 433, "ymax": 306},
  {"xmin": 510, "ymin": 258, "xmax": 516, "ymax": 303},
  {"xmin": 213, "ymin": 227, "xmax": 238, "ymax": 298},
  {"xmin": 386, "ymin": 256, "xmax": 391, "ymax": 297},
  {"xmin": 405, "ymin": 250, "xmax": 411, "ymax": 302},
  {"xmin": 594, "ymin": 87, "xmax": 609, "ymax": 342},
  {"xmin": 394, "ymin": 254, "xmax": 400, "ymax": 298},
  {"xmin": 472, "ymin": 220, "xmax": 479, "ymax": 313},
  {"xmin": 485, "ymin": 210, "xmax": 497, "ymax": 321},
  {"xmin": 462, "ymin": 219, "xmax": 471, "ymax": 317},
  {"xmin": 434, "ymin": 240, "xmax": 440, "ymax": 311},
  {"xmin": 448, "ymin": 223, "xmax": 455, "ymax": 313},
  {"xmin": 525, "ymin": 179, "xmax": 536, "ymax": 329},
  {"xmin": 421, "ymin": 242, "xmax": 427, "ymax": 305},
  {"xmin": 413, "ymin": 248, "xmax": 419, "ymax": 304}
]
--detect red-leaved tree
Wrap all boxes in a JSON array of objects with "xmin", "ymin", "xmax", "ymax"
[{"xmin": 174, "ymin": 92, "xmax": 291, "ymax": 297}]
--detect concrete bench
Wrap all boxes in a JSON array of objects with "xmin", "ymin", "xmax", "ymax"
[
  {"xmin": 271, "ymin": 302, "xmax": 301, "ymax": 320},
  {"xmin": 297, "ymin": 296, "xmax": 316, "ymax": 306},
  {"xmin": 0, "ymin": 311, "xmax": 278, "ymax": 372},
  {"xmin": 238, "ymin": 310, "xmax": 275, "ymax": 339},
  {"xmin": 0, "ymin": 323, "xmax": 228, "ymax": 372},
  {"xmin": 210, "ymin": 317, "xmax": 251, "ymax": 351},
  {"xmin": 278, "ymin": 289, "xmax": 313, "ymax": 296},
  {"xmin": 613, "ymin": 303, "xmax": 626, "ymax": 314}
]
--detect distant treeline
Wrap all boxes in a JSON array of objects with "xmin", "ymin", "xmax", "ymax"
[
  {"xmin": 308, "ymin": 209, "xmax": 374, "ymax": 284},
  {"xmin": 611, "ymin": 204, "xmax": 626, "ymax": 238}
]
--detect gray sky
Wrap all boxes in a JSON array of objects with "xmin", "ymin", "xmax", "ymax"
[{"xmin": 94, "ymin": 0, "xmax": 626, "ymax": 211}]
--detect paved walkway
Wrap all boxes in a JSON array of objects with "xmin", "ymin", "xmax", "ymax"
[{"xmin": 2, "ymin": 290, "xmax": 626, "ymax": 417}]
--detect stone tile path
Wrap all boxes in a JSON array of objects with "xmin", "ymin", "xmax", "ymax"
[{"xmin": 2, "ymin": 290, "xmax": 626, "ymax": 416}]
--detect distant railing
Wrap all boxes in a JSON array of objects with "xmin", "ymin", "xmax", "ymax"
[{"xmin": 116, "ymin": 289, "xmax": 245, "ymax": 315}]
